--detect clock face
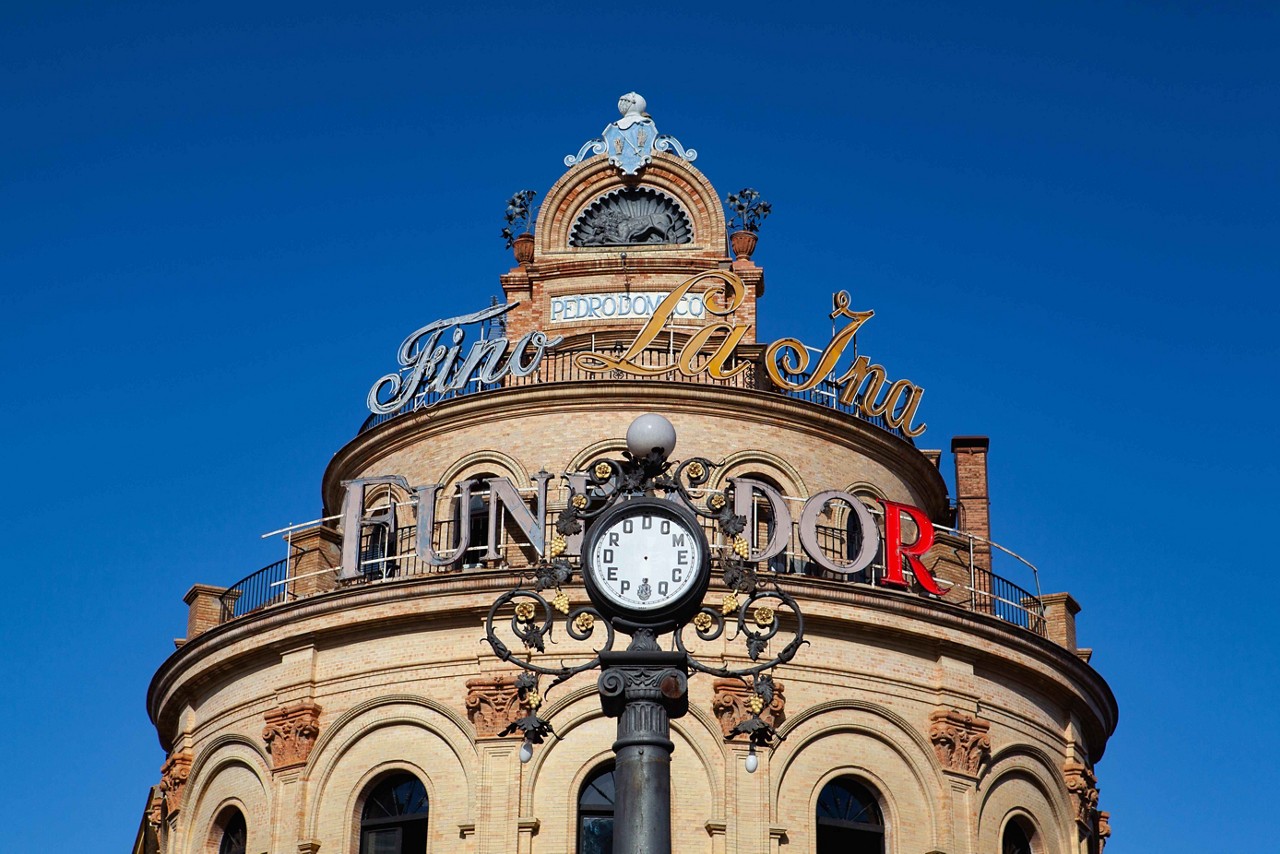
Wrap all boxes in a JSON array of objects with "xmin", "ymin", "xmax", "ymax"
[{"xmin": 586, "ymin": 501, "xmax": 706, "ymax": 615}]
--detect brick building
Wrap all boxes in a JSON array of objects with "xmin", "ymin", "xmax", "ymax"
[{"xmin": 142, "ymin": 95, "xmax": 1117, "ymax": 854}]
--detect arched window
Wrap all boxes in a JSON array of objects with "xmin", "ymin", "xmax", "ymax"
[
  {"xmin": 360, "ymin": 487, "xmax": 400, "ymax": 580},
  {"xmin": 464, "ymin": 474, "xmax": 498, "ymax": 568},
  {"xmin": 845, "ymin": 491, "xmax": 884, "ymax": 585},
  {"xmin": 816, "ymin": 777, "xmax": 885, "ymax": 853},
  {"xmin": 216, "ymin": 809, "xmax": 246, "ymax": 854},
  {"xmin": 1002, "ymin": 817, "xmax": 1034, "ymax": 854},
  {"xmin": 360, "ymin": 772, "xmax": 429, "ymax": 854},
  {"xmin": 577, "ymin": 764, "xmax": 616, "ymax": 854},
  {"xmin": 741, "ymin": 474, "xmax": 790, "ymax": 574}
]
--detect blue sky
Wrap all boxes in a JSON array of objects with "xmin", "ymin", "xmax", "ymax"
[{"xmin": 1, "ymin": 2, "xmax": 1276, "ymax": 851}]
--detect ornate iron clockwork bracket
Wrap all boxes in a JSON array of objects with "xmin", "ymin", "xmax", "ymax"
[{"xmin": 480, "ymin": 443, "xmax": 808, "ymax": 758}]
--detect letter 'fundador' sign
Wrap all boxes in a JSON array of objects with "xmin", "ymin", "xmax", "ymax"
[
  {"xmin": 339, "ymin": 474, "xmax": 945, "ymax": 596},
  {"xmin": 368, "ymin": 272, "xmax": 925, "ymax": 436}
]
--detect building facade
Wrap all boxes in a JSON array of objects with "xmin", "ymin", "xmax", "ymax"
[{"xmin": 143, "ymin": 95, "xmax": 1117, "ymax": 854}]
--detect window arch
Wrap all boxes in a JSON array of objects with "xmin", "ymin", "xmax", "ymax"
[
  {"xmin": 1002, "ymin": 816, "xmax": 1035, "ymax": 854},
  {"xmin": 577, "ymin": 764, "xmax": 616, "ymax": 854},
  {"xmin": 360, "ymin": 485, "xmax": 403, "ymax": 580},
  {"xmin": 816, "ymin": 776, "xmax": 885, "ymax": 853},
  {"xmin": 464, "ymin": 472, "xmax": 499, "ymax": 568},
  {"xmin": 215, "ymin": 808, "xmax": 246, "ymax": 854},
  {"xmin": 360, "ymin": 772, "xmax": 429, "ymax": 854},
  {"xmin": 746, "ymin": 474, "xmax": 791, "ymax": 574}
]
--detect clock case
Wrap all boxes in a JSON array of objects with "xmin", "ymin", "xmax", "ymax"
[{"xmin": 580, "ymin": 495, "xmax": 712, "ymax": 627}]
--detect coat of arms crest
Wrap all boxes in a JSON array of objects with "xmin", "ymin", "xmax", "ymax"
[
  {"xmin": 564, "ymin": 92, "xmax": 697, "ymax": 175},
  {"xmin": 603, "ymin": 92, "xmax": 657, "ymax": 176}
]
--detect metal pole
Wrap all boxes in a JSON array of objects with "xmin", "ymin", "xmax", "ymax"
[{"xmin": 597, "ymin": 648, "xmax": 688, "ymax": 854}]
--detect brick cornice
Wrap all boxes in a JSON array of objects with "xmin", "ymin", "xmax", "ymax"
[{"xmin": 148, "ymin": 569, "xmax": 1116, "ymax": 761}]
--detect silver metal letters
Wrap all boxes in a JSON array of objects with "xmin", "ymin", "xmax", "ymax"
[{"xmin": 367, "ymin": 301, "xmax": 563, "ymax": 416}]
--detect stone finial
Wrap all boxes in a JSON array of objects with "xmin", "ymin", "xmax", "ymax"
[
  {"xmin": 928, "ymin": 709, "xmax": 991, "ymax": 776},
  {"xmin": 158, "ymin": 750, "xmax": 193, "ymax": 814},
  {"xmin": 711, "ymin": 678, "xmax": 786, "ymax": 739},
  {"xmin": 1063, "ymin": 761, "xmax": 1100, "ymax": 827},
  {"xmin": 465, "ymin": 674, "xmax": 532, "ymax": 737},
  {"xmin": 262, "ymin": 701, "xmax": 322, "ymax": 770}
]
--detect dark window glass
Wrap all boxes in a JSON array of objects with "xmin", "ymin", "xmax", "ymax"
[
  {"xmin": 360, "ymin": 773, "xmax": 429, "ymax": 854},
  {"xmin": 465, "ymin": 476, "xmax": 497, "ymax": 567},
  {"xmin": 578, "ymin": 765, "xmax": 615, "ymax": 854},
  {"xmin": 1003, "ymin": 820, "xmax": 1033, "ymax": 854},
  {"xmin": 844, "ymin": 496, "xmax": 882, "ymax": 584},
  {"xmin": 217, "ymin": 810, "xmax": 246, "ymax": 854},
  {"xmin": 816, "ymin": 777, "xmax": 884, "ymax": 854},
  {"xmin": 745, "ymin": 476, "xmax": 790, "ymax": 574}
]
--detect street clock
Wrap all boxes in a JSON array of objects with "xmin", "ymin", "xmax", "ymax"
[{"xmin": 582, "ymin": 496, "xmax": 711, "ymax": 625}]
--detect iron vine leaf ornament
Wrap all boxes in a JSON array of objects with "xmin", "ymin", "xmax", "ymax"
[
  {"xmin": 502, "ymin": 189, "xmax": 538, "ymax": 248},
  {"xmin": 724, "ymin": 187, "xmax": 772, "ymax": 233},
  {"xmin": 480, "ymin": 450, "xmax": 807, "ymax": 760}
]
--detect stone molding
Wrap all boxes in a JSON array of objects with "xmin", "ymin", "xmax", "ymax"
[
  {"xmin": 711, "ymin": 678, "xmax": 786, "ymax": 739},
  {"xmin": 1063, "ymin": 761, "xmax": 1100, "ymax": 827},
  {"xmin": 263, "ymin": 701, "xmax": 322, "ymax": 769},
  {"xmin": 322, "ymin": 382, "xmax": 950, "ymax": 522},
  {"xmin": 150, "ymin": 568, "xmax": 1117, "ymax": 759},
  {"xmin": 927, "ymin": 709, "xmax": 991, "ymax": 776},
  {"xmin": 158, "ymin": 749, "xmax": 193, "ymax": 814},
  {"xmin": 464, "ymin": 674, "xmax": 532, "ymax": 737},
  {"xmin": 147, "ymin": 787, "xmax": 164, "ymax": 826}
]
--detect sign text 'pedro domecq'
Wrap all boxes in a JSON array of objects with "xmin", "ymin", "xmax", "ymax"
[{"xmin": 369, "ymin": 271, "xmax": 926, "ymax": 437}]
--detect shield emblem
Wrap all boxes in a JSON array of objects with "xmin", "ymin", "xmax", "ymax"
[{"xmin": 603, "ymin": 118, "xmax": 656, "ymax": 176}]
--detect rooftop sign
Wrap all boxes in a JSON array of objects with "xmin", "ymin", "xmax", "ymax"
[{"xmin": 367, "ymin": 271, "xmax": 926, "ymax": 436}]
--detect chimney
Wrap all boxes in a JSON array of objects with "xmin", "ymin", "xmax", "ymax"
[{"xmin": 951, "ymin": 436, "xmax": 992, "ymax": 610}]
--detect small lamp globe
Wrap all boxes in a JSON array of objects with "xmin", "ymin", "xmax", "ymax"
[{"xmin": 626, "ymin": 413, "xmax": 677, "ymax": 460}]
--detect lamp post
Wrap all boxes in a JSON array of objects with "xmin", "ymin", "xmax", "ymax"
[{"xmin": 482, "ymin": 415, "xmax": 806, "ymax": 854}]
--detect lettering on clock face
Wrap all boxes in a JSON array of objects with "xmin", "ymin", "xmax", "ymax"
[{"xmin": 591, "ymin": 511, "xmax": 701, "ymax": 611}]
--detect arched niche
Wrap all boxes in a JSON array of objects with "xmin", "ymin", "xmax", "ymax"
[
  {"xmin": 771, "ymin": 702, "xmax": 946, "ymax": 853},
  {"xmin": 303, "ymin": 696, "xmax": 476, "ymax": 851},
  {"xmin": 538, "ymin": 154, "xmax": 727, "ymax": 257},
  {"xmin": 181, "ymin": 746, "xmax": 270, "ymax": 854},
  {"xmin": 523, "ymin": 686, "xmax": 725, "ymax": 853},
  {"xmin": 976, "ymin": 749, "xmax": 1075, "ymax": 854}
]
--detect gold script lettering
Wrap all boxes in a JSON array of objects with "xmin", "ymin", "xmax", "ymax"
[
  {"xmin": 574, "ymin": 271, "xmax": 749, "ymax": 377},
  {"xmin": 765, "ymin": 311, "xmax": 874, "ymax": 392},
  {"xmin": 835, "ymin": 355, "xmax": 927, "ymax": 436}
]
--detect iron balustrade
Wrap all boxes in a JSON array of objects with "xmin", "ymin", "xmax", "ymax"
[
  {"xmin": 214, "ymin": 515, "xmax": 1046, "ymax": 638},
  {"xmin": 358, "ymin": 346, "xmax": 913, "ymax": 442},
  {"xmin": 218, "ymin": 558, "xmax": 290, "ymax": 622}
]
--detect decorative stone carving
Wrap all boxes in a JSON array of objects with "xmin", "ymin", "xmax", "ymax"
[
  {"xmin": 158, "ymin": 750, "xmax": 193, "ymax": 814},
  {"xmin": 262, "ymin": 701, "xmax": 322, "ymax": 769},
  {"xmin": 1063, "ymin": 761, "xmax": 1100, "ymax": 827},
  {"xmin": 1098, "ymin": 811, "xmax": 1112, "ymax": 850},
  {"xmin": 570, "ymin": 187, "xmax": 693, "ymax": 247},
  {"xmin": 711, "ymin": 678, "xmax": 786, "ymax": 739},
  {"xmin": 465, "ymin": 674, "xmax": 533, "ymax": 737},
  {"xmin": 928, "ymin": 709, "xmax": 991, "ymax": 776},
  {"xmin": 147, "ymin": 788, "xmax": 164, "ymax": 826}
]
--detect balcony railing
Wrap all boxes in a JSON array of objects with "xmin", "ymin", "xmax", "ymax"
[
  {"xmin": 216, "ymin": 511, "xmax": 1045, "ymax": 638},
  {"xmin": 218, "ymin": 558, "xmax": 289, "ymax": 622},
  {"xmin": 359, "ymin": 346, "xmax": 913, "ymax": 442}
]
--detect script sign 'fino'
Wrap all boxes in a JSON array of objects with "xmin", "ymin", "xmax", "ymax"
[{"xmin": 367, "ymin": 302, "xmax": 563, "ymax": 416}]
